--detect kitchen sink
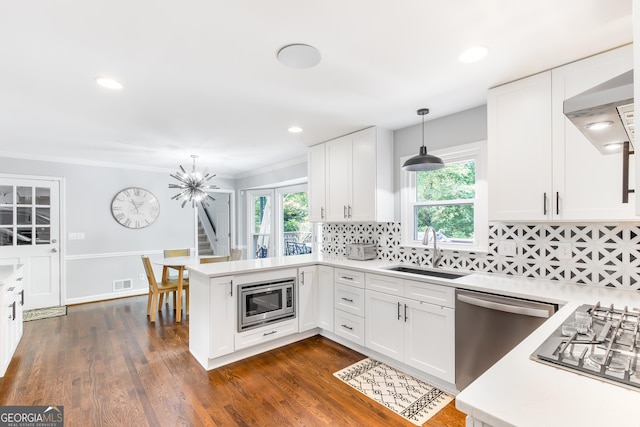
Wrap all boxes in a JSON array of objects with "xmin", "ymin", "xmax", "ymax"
[{"xmin": 383, "ymin": 265, "xmax": 467, "ymax": 280}]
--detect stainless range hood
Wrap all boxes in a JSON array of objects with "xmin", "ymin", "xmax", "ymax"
[{"xmin": 564, "ymin": 70, "xmax": 634, "ymax": 154}]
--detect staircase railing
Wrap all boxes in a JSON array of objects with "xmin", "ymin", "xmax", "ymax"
[{"xmin": 197, "ymin": 204, "xmax": 217, "ymax": 255}]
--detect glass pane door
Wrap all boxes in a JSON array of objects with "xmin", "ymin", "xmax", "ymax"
[
  {"xmin": 278, "ymin": 185, "xmax": 312, "ymax": 256},
  {"xmin": 0, "ymin": 184, "xmax": 52, "ymax": 247},
  {"xmin": 249, "ymin": 191, "xmax": 273, "ymax": 259}
]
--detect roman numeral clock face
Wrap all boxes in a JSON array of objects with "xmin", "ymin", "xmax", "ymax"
[{"xmin": 111, "ymin": 187, "xmax": 160, "ymax": 229}]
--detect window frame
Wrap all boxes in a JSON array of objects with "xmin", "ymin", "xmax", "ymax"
[{"xmin": 400, "ymin": 141, "xmax": 488, "ymax": 253}]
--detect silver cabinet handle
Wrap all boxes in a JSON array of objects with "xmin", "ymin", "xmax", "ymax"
[
  {"xmin": 341, "ymin": 324, "xmax": 353, "ymax": 331},
  {"xmin": 343, "ymin": 205, "xmax": 347, "ymax": 219},
  {"xmin": 397, "ymin": 302, "xmax": 401, "ymax": 320},
  {"xmin": 321, "ymin": 207, "xmax": 325, "ymax": 219},
  {"xmin": 457, "ymin": 293, "xmax": 552, "ymax": 318},
  {"xmin": 341, "ymin": 297, "xmax": 354, "ymax": 303},
  {"xmin": 230, "ymin": 280, "xmax": 233, "ymax": 297},
  {"xmin": 556, "ymin": 192, "xmax": 560, "ymax": 215},
  {"xmin": 301, "ymin": 272, "xmax": 305, "ymax": 285},
  {"xmin": 348, "ymin": 205, "xmax": 352, "ymax": 218},
  {"xmin": 341, "ymin": 276, "xmax": 353, "ymax": 281},
  {"xmin": 404, "ymin": 304, "xmax": 408, "ymax": 322},
  {"xmin": 543, "ymin": 192, "xmax": 547, "ymax": 216},
  {"xmin": 263, "ymin": 330, "xmax": 277, "ymax": 336}
]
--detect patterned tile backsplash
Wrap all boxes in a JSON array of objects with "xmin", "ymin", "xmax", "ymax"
[{"xmin": 322, "ymin": 222, "xmax": 640, "ymax": 290}]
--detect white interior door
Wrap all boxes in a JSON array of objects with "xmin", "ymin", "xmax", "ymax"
[{"xmin": 0, "ymin": 177, "xmax": 61, "ymax": 310}]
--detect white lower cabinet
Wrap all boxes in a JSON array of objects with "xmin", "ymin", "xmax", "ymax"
[
  {"xmin": 334, "ymin": 308, "xmax": 365, "ymax": 346},
  {"xmin": 404, "ymin": 299, "xmax": 454, "ymax": 383},
  {"xmin": 298, "ymin": 266, "xmax": 318, "ymax": 332},
  {"xmin": 235, "ymin": 318, "xmax": 298, "ymax": 350},
  {"xmin": 317, "ymin": 266, "xmax": 334, "ymax": 332},
  {"xmin": 364, "ymin": 273, "xmax": 455, "ymax": 384},
  {"xmin": 209, "ymin": 276, "xmax": 235, "ymax": 359},
  {"xmin": 0, "ymin": 266, "xmax": 24, "ymax": 377}
]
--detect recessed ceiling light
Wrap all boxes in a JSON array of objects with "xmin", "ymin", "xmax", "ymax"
[
  {"xmin": 458, "ymin": 46, "xmax": 489, "ymax": 63},
  {"xmin": 277, "ymin": 44, "xmax": 321, "ymax": 69},
  {"xmin": 585, "ymin": 121, "xmax": 613, "ymax": 131},
  {"xmin": 288, "ymin": 126, "xmax": 303, "ymax": 133},
  {"xmin": 604, "ymin": 142, "xmax": 623, "ymax": 151},
  {"xmin": 96, "ymin": 77, "xmax": 123, "ymax": 90}
]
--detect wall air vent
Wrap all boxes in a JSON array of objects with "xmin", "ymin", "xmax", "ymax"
[{"xmin": 113, "ymin": 279, "xmax": 133, "ymax": 292}]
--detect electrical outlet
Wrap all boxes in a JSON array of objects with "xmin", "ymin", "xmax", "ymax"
[
  {"xmin": 138, "ymin": 273, "xmax": 146, "ymax": 281},
  {"xmin": 498, "ymin": 241, "xmax": 517, "ymax": 257},
  {"xmin": 557, "ymin": 242, "xmax": 572, "ymax": 260}
]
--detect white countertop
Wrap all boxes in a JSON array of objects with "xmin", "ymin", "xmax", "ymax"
[{"xmin": 188, "ymin": 255, "xmax": 640, "ymax": 426}]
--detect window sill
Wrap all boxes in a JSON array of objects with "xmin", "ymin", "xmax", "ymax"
[{"xmin": 401, "ymin": 242, "xmax": 489, "ymax": 255}]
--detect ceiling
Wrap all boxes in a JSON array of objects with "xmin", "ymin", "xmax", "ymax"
[{"xmin": 0, "ymin": 0, "xmax": 633, "ymax": 178}]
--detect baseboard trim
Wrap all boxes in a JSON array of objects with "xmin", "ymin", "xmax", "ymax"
[{"xmin": 66, "ymin": 289, "xmax": 148, "ymax": 306}]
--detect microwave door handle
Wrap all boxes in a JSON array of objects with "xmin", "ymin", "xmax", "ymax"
[{"xmin": 456, "ymin": 293, "xmax": 552, "ymax": 318}]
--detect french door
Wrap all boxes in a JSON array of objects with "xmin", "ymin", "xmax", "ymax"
[
  {"xmin": 247, "ymin": 185, "xmax": 312, "ymax": 259},
  {"xmin": 0, "ymin": 177, "xmax": 61, "ymax": 310}
]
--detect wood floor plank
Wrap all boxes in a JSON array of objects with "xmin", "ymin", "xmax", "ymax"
[{"xmin": 0, "ymin": 296, "xmax": 466, "ymax": 426}]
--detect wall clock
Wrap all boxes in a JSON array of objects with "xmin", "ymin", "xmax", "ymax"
[{"xmin": 111, "ymin": 187, "xmax": 160, "ymax": 229}]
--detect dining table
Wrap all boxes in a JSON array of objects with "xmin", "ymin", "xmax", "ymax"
[{"xmin": 152, "ymin": 255, "xmax": 199, "ymax": 323}]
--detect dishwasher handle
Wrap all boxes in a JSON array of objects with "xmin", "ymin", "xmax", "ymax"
[{"xmin": 456, "ymin": 293, "xmax": 552, "ymax": 318}]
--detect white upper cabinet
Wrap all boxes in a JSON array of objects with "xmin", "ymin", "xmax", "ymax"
[
  {"xmin": 489, "ymin": 45, "xmax": 634, "ymax": 221},
  {"xmin": 488, "ymin": 71, "xmax": 553, "ymax": 221},
  {"xmin": 308, "ymin": 144, "xmax": 326, "ymax": 222},
  {"xmin": 309, "ymin": 127, "xmax": 394, "ymax": 223}
]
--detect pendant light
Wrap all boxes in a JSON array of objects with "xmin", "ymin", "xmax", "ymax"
[
  {"xmin": 402, "ymin": 108, "xmax": 445, "ymax": 171},
  {"xmin": 169, "ymin": 155, "xmax": 219, "ymax": 208}
]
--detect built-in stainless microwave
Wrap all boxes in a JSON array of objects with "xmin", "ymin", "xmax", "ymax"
[{"xmin": 238, "ymin": 278, "xmax": 295, "ymax": 331}]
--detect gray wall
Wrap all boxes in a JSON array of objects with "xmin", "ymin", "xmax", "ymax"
[
  {"xmin": 392, "ymin": 105, "xmax": 487, "ymax": 219},
  {"xmin": 0, "ymin": 157, "xmax": 223, "ymax": 303}
]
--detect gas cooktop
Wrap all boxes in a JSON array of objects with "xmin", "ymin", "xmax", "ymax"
[{"xmin": 531, "ymin": 302, "xmax": 640, "ymax": 391}]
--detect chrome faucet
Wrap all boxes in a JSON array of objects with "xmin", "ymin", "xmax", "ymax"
[{"xmin": 422, "ymin": 226, "xmax": 442, "ymax": 268}]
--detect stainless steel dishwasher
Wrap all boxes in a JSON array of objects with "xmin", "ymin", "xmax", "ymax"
[{"xmin": 455, "ymin": 289, "xmax": 557, "ymax": 391}]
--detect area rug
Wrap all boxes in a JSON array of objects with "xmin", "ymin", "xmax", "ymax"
[
  {"xmin": 23, "ymin": 305, "xmax": 67, "ymax": 322},
  {"xmin": 334, "ymin": 358, "xmax": 453, "ymax": 426}
]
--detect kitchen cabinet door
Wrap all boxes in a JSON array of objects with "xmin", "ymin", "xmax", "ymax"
[
  {"xmin": 365, "ymin": 290, "xmax": 405, "ymax": 360},
  {"xmin": 210, "ymin": 276, "xmax": 235, "ymax": 359},
  {"xmin": 307, "ymin": 144, "xmax": 326, "ymax": 222},
  {"xmin": 325, "ymin": 135, "xmax": 352, "ymax": 222},
  {"xmin": 488, "ymin": 71, "xmax": 553, "ymax": 221},
  {"xmin": 316, "ymin": 266, "xmax": 334, "ymax": 332},
  {"xmin": 552, "ymin": 45, "xmax": 635, "ymax": 220},
  {"xmin": 298, "ymin": 266, "xmax": 318, "ymax": 332},
  {"xmin": 323, "ymin": 127, "xmax": 393, "ymax": 223},
  {"xmin": 404, "ymin": 299, "xmax": 455, "ymax": 383}
]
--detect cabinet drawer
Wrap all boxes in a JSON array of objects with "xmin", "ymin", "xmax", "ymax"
[
  {"xmin": 334, "ymin": 283, "xmax": 365, "ymax": 316},
  {"xmin": 405, "ymin": 280, "xmax": 455, "ymax": 308},
  {"xmin": 334, "ymin": 268, "xmax": 364, "ymax": 288},
  {"xmin": 334, "ymin": 309, "xmax": 365, "ymax": 346},
  {"xmin": 234, "ymin": 319, "xmax": 298, "ymax": 351},
  {"xmin": 365, "ymin": 273, "xmax": 404, "ymax": 296}
]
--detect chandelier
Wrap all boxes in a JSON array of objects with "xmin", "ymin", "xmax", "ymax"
[{"xmin": 169, "ymin": 155, "xmax": 219, "ymax": 208}]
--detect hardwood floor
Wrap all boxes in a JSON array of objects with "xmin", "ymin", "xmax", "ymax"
[{"xmin": 0, "ymin": 296, "xmax": 466, "ymax": 426}]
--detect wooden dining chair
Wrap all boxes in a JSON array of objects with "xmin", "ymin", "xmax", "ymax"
[
  {"xmin": 200, "ymin": 256, "xmax": 230, "ymax": 264},
  {"xmin": 163, "ymin": 248, "xmax": 191, "ymax": 258},
  {"xmin": 141, "ymin": 256, "xmax": 189, "ymax": 322}
]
